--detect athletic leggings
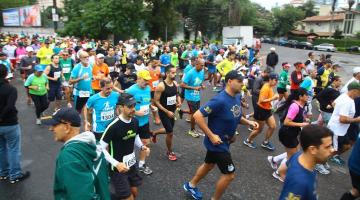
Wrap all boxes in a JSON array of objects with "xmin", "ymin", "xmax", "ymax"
[{"xmin": 30, "ymin": 94, "xmax": 49, "ymax": 118}]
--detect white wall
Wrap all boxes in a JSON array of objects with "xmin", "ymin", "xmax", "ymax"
[{"xmin": 304, "ymin": 21, "xmax": 343, "ymax": 32}]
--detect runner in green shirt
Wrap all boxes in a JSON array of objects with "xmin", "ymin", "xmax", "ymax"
[
  {"xmin": 275, "ymin": 62, "xmax": 291, "ymax": 109},
  {"xmin": 170, "ymin": 47, "xmax": 179, "ymax": 68},
  {"xmin": 59, "ymin": 50, "xmax": 75, "ymax": 107}
]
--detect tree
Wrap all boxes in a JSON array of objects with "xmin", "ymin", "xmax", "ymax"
[
  {"xmin": 61, "ymin": 0, "xmax": 144, "ymax": 39},
  {"xmin": 0, "ymin": 0, "xmax": 37, "ymax": 10},
  {"xmin": 271, "ymin": 5, "xmax": 305, "ymax": 37},
  {"xmin": 299, "ymin": 0, "xmax": 318, "ymax": 18}
]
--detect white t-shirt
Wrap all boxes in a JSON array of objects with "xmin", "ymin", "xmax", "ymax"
[
  {"xmin": 134, "ymin": 63, "xmax": 146, "ymax": 72},
  {"xmin": 328, "ymin": 93, "xmax": 356, "ymax": 136},
  {"xmin": 215, "ymin": 54, "xmax": 223, "ymax": 64}
]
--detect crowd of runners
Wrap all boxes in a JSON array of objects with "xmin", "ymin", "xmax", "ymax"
[{"xmin": 1, "ymin": 33, "xmax": 360, "ymax": 200}]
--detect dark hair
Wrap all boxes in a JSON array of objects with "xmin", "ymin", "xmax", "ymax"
[
  {"xmin": 100, "ymin": 78, "xmax": 112, "ymax": 88},
  {"xmin": 332, "ymin": 75, "xmax": 341, "ymax": 82},
  {"xmin": 165, "ymin": 64, "xmax": 175, "ymax": 73},
  {"xmin": 300, "ymin": 125, "xmax": 333, "ymax": 151},
  {"xmin": 308, "ymin": 52, "xmax": 314, "ymax": 57},
  {"xmin": 276, "ymin": 88, "xmax": 308, "ymax": 121},
  {"xmin": 0, "ymin": 64, "xmax": 7, "ymax": 79}
]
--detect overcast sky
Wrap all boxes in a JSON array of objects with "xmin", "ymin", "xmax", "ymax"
[{"xmin": 250, "ymin": 0, "xmax": 291, "ymax": 10}]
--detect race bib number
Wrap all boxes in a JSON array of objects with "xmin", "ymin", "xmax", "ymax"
[
  {"xmin": 123, "ymin": 152, "xmax": 136, "ymax": 168},
  {"xmin": 101, "ymin": 110, "xmax": 114, "ymax": 121},
  {"xmin": 62, "ymin": 68, "xmax": 71, "ymax": 73},
  {"xmin": 192, "ymin": 90, "xmax": 200, "ymax": 96},
  {"xmin": 79, "ymin": 90, "xmax": 90, "ymax": 97},
  {"xmin": 54, "ymin": 71, "xmax": 61, "ymax": 79},
  {"xmin": 140, "ymin": 105, "xmax": 150, "ymax": 115},
  {"xmin": 152, "ymin": 80, "xmax": 159, "ymax": 88},
  {"xmin": 167, "ymin": 95, "xmax": 176, "ymax": 106},
  {"xmin": 109, "ymin": 66, "xmax": 115, "ymax": 72}
]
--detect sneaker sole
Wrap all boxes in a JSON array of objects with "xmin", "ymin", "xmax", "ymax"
[
  {"xmin": 267, "ymin": 156, "xmax": 277, "ymax": 170},
  {"xmin": 243, "ymin": 141, "xmax": 256, "ymax": 149},
  {"xmin": 272, "ymin": 172, "xmax": 284, "ymax": 183}
]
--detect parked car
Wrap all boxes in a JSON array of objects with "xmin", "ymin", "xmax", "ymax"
[
  {"xmin": 314, "ymin": 43, "xmax": 337, "ymax": 52},
  {"xmin": 346, "ymin": 46, "xmax": 360, "ymax": 52},
  {"xmin": 262, "ymin": 37, "xmax": 274, "ymax": 44},
  {"xmin": 278, "ymin": 38, "xmax": 288, "ymax": 46},
  {"xmin": 286, "ymin": 40, "xmax": 298, "ymax": 48},
  {"xmin": 296, "ymin": 42, "xmax": 313, "ymax": 50}
]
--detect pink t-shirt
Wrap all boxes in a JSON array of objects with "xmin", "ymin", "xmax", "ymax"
[{"xmin": 286, "ymin": 102, "xmax": 302, "ymax": 120}]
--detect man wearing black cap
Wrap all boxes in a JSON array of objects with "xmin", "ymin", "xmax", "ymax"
[
  {"xmin": 100, "ymin": 93, "xmax": 149, "ymax": 200},
  {"xmin": 183, "ymin": 70, "xmax": 258, "ymax": 200},
  {"xmin": 43, "ymin": 108, "xmax": 110, "ymax": 200},
  {"xmin": 114, "ymin": 63, "xmax": 137, "ymax": 92}
]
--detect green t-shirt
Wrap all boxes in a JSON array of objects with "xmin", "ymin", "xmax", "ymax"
[
  {"xmin": 60, "ymin": 58, "xmax": 73, "ymax": 81},
  {"xmin": 170, "ymin": 52, "xmax": 179, "ymax": 67},
  {"xmin": 278, "ymin": 69, "xmax": 289, "ymax": 89},
  {"xmin": 24, "ymin": 74, "xmax": 48, "ymax": 95}
]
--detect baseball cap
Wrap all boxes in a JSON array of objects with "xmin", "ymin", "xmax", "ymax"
[
  {"xmin": 26, "ymin": 46, "xmax": 34, "ymax": 52},
  {"xmin": 137, "ymin": 70, "xmax": 151, "ymax": 81},
  {"xmin": 96, "ymin": 53, "xmax": 105, "ymax": 59},
  {"xmin": 270, "ymin": 47, "xmax": 276, "ymax": 51},
  {"xmin": 295, "ymin": 62, "xmax": 305, "ymax": 68},
  {"xmin": 347, "ymin": 81, "xmax": 360, "ymax": 91},
  {"xmin": 42, "ymin": 108, "xmax": 81, "ymax": 127},
  {"xmin": 225, "ymin": 70, "xmax": 244, "ymax": 82},
  {"xmin": 117, "ymin": 93, "xmax": 137, "ymax": 106},
  {"xmin": 219, "ymin": 49, "xmax": 225, "ymax": 53},
  {"xmin": 353, "ymin": 67, "xmax": 360, "ymax": 74},
  {"xmin": 269, "ymin": 72, "xmax": 279, "ymax": 80},
  {"xmin": 34, "ymin": 65, "xmax": 44, "ymax": 72},
  {"xmin": 282, "ymin": 62, "xmax": 291, "ymax": 67},
  {"xmin": 44, "ymin": 39, "xmax": 50, "ymax": 44}
]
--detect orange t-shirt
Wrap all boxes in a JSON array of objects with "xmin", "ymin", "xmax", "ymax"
[
  {"xmin": 148, "ymin": 67, "xmax": 161, "ymax": 91},
  {"xmin": 257, "ymin": 83, "xmax": 274, "ymax": 110},
  {"xmin": 92, "ymin": 63, "xmax": 109, "ymax": 90}
]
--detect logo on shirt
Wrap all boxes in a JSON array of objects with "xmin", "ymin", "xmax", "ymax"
[
  {"xmin": 103, "ymin": 101, "xmax": 113, "ymax": 111},
  {"xmin": 286, "ymin": 192, "xmax": 301, "ymax": 200},
  {"xmin": 227, "ymin": 164, "xmax": 235, "ymax": 172},
  {"xmin": 194, "ymin": 77, "xmax": 202, "ymax": 85},
  {"xmin": 204, "ymin": 106, "xmax": 212, "ymax": 114},
  {"xmin": 123, "ymin": 130, "xmax": 136, "ymax": 140},
  {"xmin": 230, "ymin": 105, "xmax": 241, "ymax": 117}
]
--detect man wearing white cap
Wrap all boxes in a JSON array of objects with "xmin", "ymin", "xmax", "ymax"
[
  {"xmin": 266, "ymin": 47, "xmax": 278, "ymax": 72},
  {"xmin": 341, "ymin": 67, "xmax": 360, "ymax": 94},
  {"xmin": 20, "ymin": 46, "xmax": 38, "ymax": 104}
]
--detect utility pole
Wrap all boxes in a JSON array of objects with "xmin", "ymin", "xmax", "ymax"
[
  {"xmin": 329, "ymin": 0, "xmax": 337, "ymax": 38},
  {"xmin": 53, "ymin": 0, "xmax": 58, "ymax": 32}
]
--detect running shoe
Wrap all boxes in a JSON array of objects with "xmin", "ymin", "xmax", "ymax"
[
  {"xmin": 243, "ymin": 139, "xmax": 257, "ymax": 149},
  {"xmin": 36, "ymin": 118, "xmax": 41, "ymax": 125},
  {"xmin": 178, "ymin": 109, "xmax": 183, "ymax": 119},
  {"xmin": 267, "ymin": 156, "xmax": 278, "ymax": 170},
  {"xmin": 324, "ymin": 162, "xmax": 330, "ymax": 170},
  {"xmin": 0, "ymin": 175, "xmax": 8, "ymax": 181},
  {"xmin": 9, "ymin": 171, "xmax": 30, "ymax": 184},
  {"xmin": 167, "ymin": 152, "xmax": 177, "ymax": 161},
  {"xmin": 196, "ymin": 130, "xmax": 205, "ymax": 137},
  {"xmin": 188, "ymin": 130, "xmax": 200, "ymax": 138},
  {"xmin": 248, "ymin": 126, "xmax": 253, "ymax": 132},
  {"xmin": 183, "ymin": 182, "xmax": 203, "ymax": 200},
  {"xmin": 272, "ymin": 171, "xmax": 284, "ymax": 183},
  {"xmin": 235, "ymin": 131, "xmax": 240, "ymax": 135},
  {"xmin": 185, "ymin": 117, "xmax": 191, "ymax": 122},
  {"xmin": 261, "ymin": 141, "xmax": 275, "ymax": 151},
  {"xmin": 315, "ymin": 164, "xmax": 330, "ymax": 175},
  {"xmin": 139, "ymin": 164, "xmax": 153, "ymax": 175},
  {"xmin": 329, "ymin": 155, "xmax": 346, "ymax": 166}
]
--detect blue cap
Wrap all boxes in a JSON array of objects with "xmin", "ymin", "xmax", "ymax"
[{"xmin": 35, "ymin": 65, "xmax": 44, "ymax": 72}]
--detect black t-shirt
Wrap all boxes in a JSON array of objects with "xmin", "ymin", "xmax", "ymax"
[
  {"xmin": 316, "ymin": 86, "xmax": 340, "ymax": 113},
  {"xmin": 102, "ymin": 117, "xmax": 139, "ymax": 164},
  {"xmin": 117, "ymin": 73, "xmax": 137, "ymax": 90}
]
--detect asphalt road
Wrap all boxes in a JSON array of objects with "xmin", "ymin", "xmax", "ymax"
[{"xmin": 1, "ymin": 43, "xmax": 360, "ymax": 200}]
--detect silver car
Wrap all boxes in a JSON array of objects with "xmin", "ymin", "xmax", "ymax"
[{"xmin": 314, "ymin": 43, "xmax": 337, "ymax": 52}]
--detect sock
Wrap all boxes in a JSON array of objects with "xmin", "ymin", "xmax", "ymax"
[
  {"xmin": 273, "ymin": 153, "xmax": 287, "ymax": 163},
  {"xmin": 340, "ymin": 192, "xmax": 356, "ymax": 200},
  {"xmin": 139, "ymin": 160, "xmax": 145, "ymax": 168},
  {"xmin": 189, "ymin": 182, "xmax": 195, "ymax": 188}
]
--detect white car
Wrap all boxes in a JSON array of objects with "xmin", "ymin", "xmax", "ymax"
[{"xmin": 314, "ymin": 43, "xmax": 337, "ymax": 52}]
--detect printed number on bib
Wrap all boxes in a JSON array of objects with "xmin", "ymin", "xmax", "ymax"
[
  {"xmin": 193, "ymin": 90, "xmax": 200, "ymax": 96},
  {"xmin": 152, "ymin": 80, "xmax": 159, "ymax": 88},
  {"xmin": 167, "ymin": 95, "xmax": 176, "ymax": 106},
  {"xmin": 101, "ymin": 110, "xmax": 114, "ymax": 121},
  {"xmin": 62, "ymin": 68, "xmax": 71, "ymax": 73},
  {"xmin": 54, "ymin": 71, "xmax": 61, "ymax": 79},
  {"xmin": 79, "ymin": 90, "xmax": 90, "ymax": 97},
  {"xmin": 140, "ymin": 105, "xmax": 150, "ymax": 115},
  {"xmin": 123, "ymin": 152, "xmax": 136, "ymax": 168}
]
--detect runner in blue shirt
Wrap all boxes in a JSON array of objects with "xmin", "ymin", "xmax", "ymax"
[
  {"xmin": 84, "ymin": 78, "xmax": 120, "ymax": 141},
  {"xmin": 69, "ymin": 51, "xmax": 93, "ymax": 113},
  {"xmin": 183, "ymin": 70, "xmax": 258, "ymax": 200},
  {"xmin": 279, "ymin": 125, "xmax": 334, "ymax": 200},
  {"xmin": 125, "ymin": 69, "xmax": 153, "ymax": 175},
  {"xmin": 159, "ymin": 46, "xmax": 171, "ymax": 76},
  {"xmin": 181, "ymin": 59, "xmax": 205, "ymax": 138}
]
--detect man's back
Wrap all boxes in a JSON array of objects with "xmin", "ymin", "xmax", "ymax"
[{"xmin": 0, "ymin": 79, "xmax": 18, "ymax": 126}]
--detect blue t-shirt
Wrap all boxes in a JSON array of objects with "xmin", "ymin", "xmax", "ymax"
[
  {"xmin": 0, "ymin": 60, "xmax": 11, "ymax": 72},
  {"xmin": 279, "ymin": 152, "xmax": 318, "ymax": 200},
  {"xmin": 300, "ymin": 76, "xmax": 314, "ymax": 96},
  {"xmin": 183, "ymin": 68, "xmax": 204, "ymax": 102},
  {"xmin": 206, "ymin": 53, "xmax": 215, "ymax": 68},
  {"xmin": 70, "ymin": 63, "xmax": 93, "ymax": 96},
  {"xmin": 86, "ymin": 91, "xmax": 120, "ymax": 133},
  {"xmin": 349, "ymin": 134, "xmax": 360, "ymax": 175},
  {"xmin": 160, "ymin": 53, "xmax": 171, "ymax": 67},
  {"xmin": 200, "ymin": 91, "xmax": 242, "ymax": 152},
  {"xmin": 125, "ymin": 84, "xmax": 151, "ymax": 127},
  {"xmin": 183, "ymin": 64, "xmax": 193, "ymax": 75},
  {"xmin": 192, "ymin": 49, "xmax": 199, "ymax": 58}
]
